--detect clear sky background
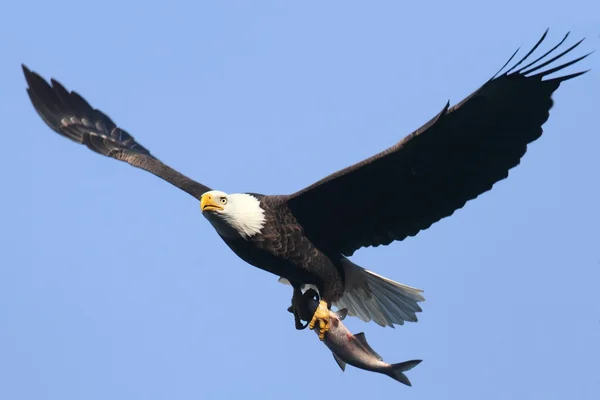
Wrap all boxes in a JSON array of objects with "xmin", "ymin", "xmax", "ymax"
[{"xmin": 1, "ymin": 2, "xmax": 599, "ymax": 399}]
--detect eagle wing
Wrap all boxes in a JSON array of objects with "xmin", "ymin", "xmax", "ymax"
[
  {"xmin": 22, "ymin": 65, "xmax": 211, "ymax": 200},
  {"xmin": 284, "ymin": 30, "xmax": 591, "ymax": 257}
]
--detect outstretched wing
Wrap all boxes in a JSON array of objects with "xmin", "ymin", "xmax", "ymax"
[
  {"xmin": 285, "ymin": 30, "xmax": 592, "ymax": 257},
  {"xmin": 22, "ymin": 65, "xmax": 211, "ymax": 200}
]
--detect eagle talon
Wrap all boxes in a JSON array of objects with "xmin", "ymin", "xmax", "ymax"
[{"xmin": 309, "ymin": 300, "xmax": 330, "ymax": 340}]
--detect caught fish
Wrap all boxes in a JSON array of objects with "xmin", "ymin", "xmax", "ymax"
[{"xmin": 305, "ymin": 295, "xmax": 422, "ymax": 386}]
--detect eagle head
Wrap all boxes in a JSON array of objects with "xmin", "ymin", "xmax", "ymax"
[{"xmin": 200, "ymin": 190, "xmax": 266, "ymax": 239}]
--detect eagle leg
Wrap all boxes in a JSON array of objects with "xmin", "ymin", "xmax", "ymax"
[
  {"xmin": 308, "ymin": 300, "xmax": 331, "ymax": 341},
  {"xmin": 287, "ymin": 305, "xmax": 308, "ymax": 330},
  {"xmin": 289, "ymin": 286, "xmax": 310, "ymax": 330}
]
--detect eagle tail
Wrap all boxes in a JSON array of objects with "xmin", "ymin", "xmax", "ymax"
[{"xmin": 333, "ymin": 259, "xmax": 425, "ymax": 327}]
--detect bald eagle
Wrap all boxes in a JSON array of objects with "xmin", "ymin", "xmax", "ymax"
[{"xmin": 23, "ymin": 31, "xmax": 590, "ymax": 339}]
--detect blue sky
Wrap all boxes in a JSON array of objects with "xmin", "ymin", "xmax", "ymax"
[{"xmin": 1, "ymin": 2, "xmax": 599, "ymax": 399}]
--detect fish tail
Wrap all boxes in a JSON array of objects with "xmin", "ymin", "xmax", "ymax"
[{"xmin": 386, "ymin": 360, "xmax": 422, "ymax": 386}]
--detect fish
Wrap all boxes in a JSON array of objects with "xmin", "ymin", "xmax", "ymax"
[{"xmin": 304, "ymin": 295, "xmax": 422, "ymax": 386}]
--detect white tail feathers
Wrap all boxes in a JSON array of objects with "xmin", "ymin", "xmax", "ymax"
[
  {"xmin": 277, "ymin": 258, "xmax": 424, "ymax": 328},
  {"xmin": 333, "ymin": 258, "xmax": 425, "ymax": 327}
]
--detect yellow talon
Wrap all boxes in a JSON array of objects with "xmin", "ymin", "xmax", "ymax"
[{"xmin": 309, "ymin": 300, "xmax": 330, "ymax": 340}]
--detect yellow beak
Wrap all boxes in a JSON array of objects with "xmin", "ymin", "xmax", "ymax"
[{"xmin": 200, "ymin": 193, "xmax": 224, "ymax": 212}]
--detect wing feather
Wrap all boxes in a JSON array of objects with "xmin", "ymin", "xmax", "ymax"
[
  {"xmin": 22, "ymin": 65, "xmax": 211, "ymax": 200},
  {"xmin": 284, "ymin": 31, "xmax": 591, "ymax": 256}
]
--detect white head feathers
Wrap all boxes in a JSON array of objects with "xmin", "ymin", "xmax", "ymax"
[{"xmin": 200, "ymin": 190, "xmax": 266, "ymax": 239}]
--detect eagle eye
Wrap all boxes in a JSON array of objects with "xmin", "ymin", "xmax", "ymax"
[{"xmin": 220, "ymin": 197, "xmax": 227, "ymax": 205}]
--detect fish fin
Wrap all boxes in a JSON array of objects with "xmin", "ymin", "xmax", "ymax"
[
  {"xmin": 387, "ymin": 360, "xmax": 422, "ymax": 386},
  {"xmin": 332, "ymin": 353, "xmax": 346, "ymax": 371},
  {"xmin": 333, "ymin": 308, "xmax": 348, "ymax": 321},
  {"xmin": 354, "ymin": 332, "xmax": 382, "ymax": 361}
]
